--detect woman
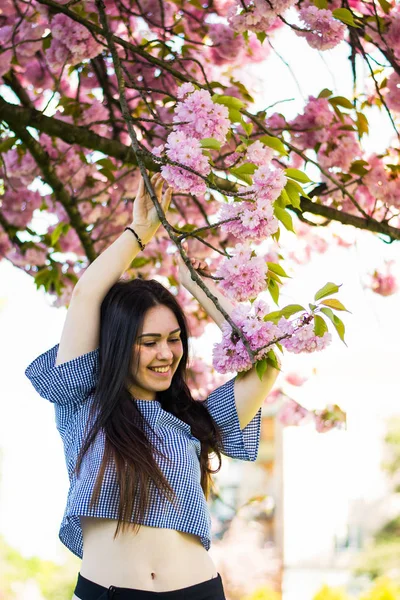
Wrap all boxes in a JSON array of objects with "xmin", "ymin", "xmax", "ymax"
[{"xmin": 25, "ymin": 173, "xmax": 280, "ymax": 600}]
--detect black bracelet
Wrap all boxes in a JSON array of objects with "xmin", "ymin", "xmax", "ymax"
[{"xmin": 124, "ymin": 227, "xmax": 146, "ymax": 251}]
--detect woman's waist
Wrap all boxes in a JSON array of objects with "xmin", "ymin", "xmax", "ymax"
[{"xmin": 79, "ymin": 517, "xmax": 217, "ymax": 590}]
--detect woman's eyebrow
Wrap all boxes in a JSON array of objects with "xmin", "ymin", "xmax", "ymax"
[{"xmin": 138, "ymin": 328, "xmax": 181, "ymax": 339}]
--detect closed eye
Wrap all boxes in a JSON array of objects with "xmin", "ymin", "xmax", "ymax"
[{"xmin": 143, "ymin": 339, "xmax": 181, "ymax": 346}]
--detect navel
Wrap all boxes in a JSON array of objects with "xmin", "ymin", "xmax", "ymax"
[{"xmin": 151, "ymin": 572, "xmax": 156, "ymax": 580}]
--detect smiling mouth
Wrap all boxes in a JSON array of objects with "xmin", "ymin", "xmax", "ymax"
[{"xmin": 147, "ymin": 366, "xmax": 172, "ymax": 374}]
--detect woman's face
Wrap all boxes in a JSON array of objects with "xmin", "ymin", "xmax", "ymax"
[{"xmin": 130, "ymin": 305, "xmax": 184, "ymax": 401}]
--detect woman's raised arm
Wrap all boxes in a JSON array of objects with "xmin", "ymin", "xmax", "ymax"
[{"xmin": 55, "ymin": 173, "xmax": 172, "ymax": 366}]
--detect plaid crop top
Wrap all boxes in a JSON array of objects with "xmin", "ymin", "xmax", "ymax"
[{"xmin": 25, "ymin": 344, "xmax": 261, "ymax": 559}]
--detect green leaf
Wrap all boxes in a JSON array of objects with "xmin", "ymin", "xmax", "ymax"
[
  {"xmin": 285, "ymin": 168, "xmax": 312, "ymax": 183},
  {"xmin": 349, "ymin": 159, "xmax": 369, "ymax": 176},
  {"xmin": 314, "ymin": 314, "xmax": 328, "ymax": 337},
  {"xmin": 267, "ymin": 262, "xmax": 290, "ymax": 278},
  {"xmin": 264, "ymin": 304, "xmax": 305, "ymax": 322},
  {"xmin": 200, "ymin": 138, "xmax": 222, "ymax": 150},
  {"xmin": 231, "ymin": 162, "xmax": 257, "ymax": 176},
  {"xmin": 242, "ymin": 121, "xmax": 253, "ymax": 137},
  {"xmin": 256, "ymin": 358, "xmax": 268, "ymax": 381},
  {"xmin": 228, "ymin": 108, "xmax": 243, "ymax": 123},
  {"xmin": 285, "ymin": 180, "xmax": 301, "ymax": 209},
  {"xmin": 131, "ymin": 256, "xmax": 150, "ymax": 268},
  {"xmin": 313, "ymin": 0, "xmax": 328, "ymax": 7},
  {"xmin": 332, "ymin": 7, "xmax": 359, "ymax": 27},
  {"xmin": 279, "ymin": 188, "xmax": 291, "ymax": 207},
  {"xmin": 271, "ymin": 228, "xmax": 280, "ymax": 243},
  {"xmin": 51, "ymin": 222, "xmax": 70, "ymax": 247},
  {"xmin": 314, "ymin": 282, "xmax": 341, "ymax": 301},
  {"xmin": 99, "ymin": 167, "xmax": 115, "ymax": 182},
  {"xmin": 266, "ymin": 350, "xmax": 280, "ymax": 370},
  {"xmin": 268, "ymin": 279, "xmax": 280, "ymax": 305},
  {"xmin": 212, "ymin": 94, "xmax": 245, "ymax": 110},
  {"xmin": 230, "ymin": 79, "xmax": 255, "ymax": 103},
  {"xmin": 320, "ymin": 298, "xmax": 350, "ymax": 312},
  {"xmin": 329, "ymin": 96, "xmax": 354, "ymax": 110},
  {"xmin": 318, "ymin": 88, "xmax": 333, "ymax": 98},
  {"xmin": 320, "ymin": 309, "xmax": 346, "ymax": 343},
  {"xmin": 356, "ymin": 112, "xmax": 369, "ymax": 138},
  {"xmin": 258, "ymin": 135, "xmax": 288, "ymax": 156},
  {"xmin": 96, "ymin": 157, "xmax": 117, "ymax": 170},
  {"xmin": 274, "ymin": 206, "xmax": 295, "ymax": 233},
  {"xmin": 0, "ymin": 136, "xmax": 17, "ymax": 153},
  {"xmin": 378, "ymin": 0, "xmax": 391, "ymax": 14},
  {"xmin": 42, "ymin": 35, "xmax": 51, "ymax": 51},
  {"xmin": 268, "ymin": 271, "xmax": 283, "ymax": 285},
  {"xmin": 256, "ymin": 31, "xmax": 267, "ymax": 44}
]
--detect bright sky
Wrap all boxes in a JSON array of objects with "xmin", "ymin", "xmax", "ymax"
[{"xmin": 1, "ymin": 23, "xmax": 399, "ymax": 569}]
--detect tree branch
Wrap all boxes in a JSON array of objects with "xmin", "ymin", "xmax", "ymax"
[{"xmin": 95, "ymin": 0, "xmax": 256, "ymax": 362}]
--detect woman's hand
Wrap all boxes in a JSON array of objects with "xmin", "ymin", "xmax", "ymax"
[
  {"xmin": 131, "ymin": 172, "xmax": 172, "ymax": 244},
  {"xmin": 178, "ymin": 255, "xmax": 213, "ymax": 289}
]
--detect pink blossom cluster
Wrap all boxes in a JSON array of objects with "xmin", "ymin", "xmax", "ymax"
[
  {"xmin": 212, "ymin": 298, "xmax": 285, "ymax": 373},
  {"xmin": 3, "ymin": 148, "xmax": 39, "ymax": 188},
  {"xmin": 173, "ymin": 89, "xmax": 230, "ymax": 142},
  {"xmin": 160, "ymin": 131, "xmax": 211, "ymax": 194},
  {"xmin": 364, "ymin": 154, "xmax": 400, "ymax": 209},
  {"xmin": 0, "ymin": 19, "xmax": 46, "ymax": 76},
  {"xmin": 318, "ymin": 127, "xmax": 361, "ymax": 172},
  {"xmin": 252, "ymin": 164, "xmax": 287, "ymax": 200},
  {"xmin": 214, "ymin": 244, "xmax": 269, "ymax": 302},
  {"xmin": 289, "ymin": 96, "xmax": 334, "ymax": 149},
  {"xmin": 47, "ymin": 14, "xmax": 102, "ymax": 70},
  {"xmin": 385, "ymin": 73, "xmax": 400, "ymax": 113},
  {"xmin": 208, "ymin": 24, "xmax": 269, "ymax": 66},
  {"xmin": 158, "ymin": 87, "xmax": 231, "ymax": 193},
  {"xmin": 218, "ymin": 197, "xmax": 279, "ymax": 243},
  {"xmin": 278, "ymin": 399, "xmax": 310, "ymax": 426},
  {"xmin": 137, "ymin": 0, "xmax": 175, "ymax": 29},
  {"xmin": 370, "ymin": 262, "xmax": 398, "ymax": 296},
  {"xmin": 227, "ymin": 0, "xmax": 293, "ymax": 34},
  {"xmin": 1, "ymin": 189, "xmax": 42, "ymax": 228},
  {"xmin": 384, "ymin": 7, "xmax": 400, "ymax": 61},
  {"xmin": 218, "ymin": 143, "xmax": 282, "ymax": 242},
  {"xmin": 280, "ymin": 321, "xmax": 332, "ymax": 353},
  {"xmin": 297, "ymin": 7, "xmax": 346, "ymax": 51},
  {"xmin": 313, "ymin": 404, "xmax": 346, "ymax": 433},
  {"xmin": 285, "ymin": 372, "xmax": 308, "ymax": 386}
]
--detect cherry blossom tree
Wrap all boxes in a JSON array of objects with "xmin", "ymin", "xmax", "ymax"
[{"xmin": 1, "ymin": 0, "xmax": 399, "ymax": 431}]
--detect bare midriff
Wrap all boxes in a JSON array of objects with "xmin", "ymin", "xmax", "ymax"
[{"xmin": 71, "ymin": 516, "xmax": 218, "ymax": 599}]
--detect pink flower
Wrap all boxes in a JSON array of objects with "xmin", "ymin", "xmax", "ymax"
[
  {"xmin": 385, "ymin": 72, "xmax": 400, "ymax": 113},
  {"xmin": 370, "ymin": 265, "xmax": 398, "ymax": 296},
  {"xmin": 47, "ymin": 14, "xmax": 102, "ymax": 70},
  {"xmin": 173, "ymin": 89, "xmax": 230, "ymax": 142},
  {"xmin": 246, "ymin": 140, "xmax": 273, "ymax": 166},
  {"xmin": 177, "ymin": 82, "xmax": 195, "ymax": 99},
  {"xmin": 252, "ymin": 165, "xmax": 287, "ymax": 201},
  {"xmin": 218, "ymin": 197, "xmax": 279, "ymax": 243},
  {"xmin": 215, "ymin": 243, "xmax": 268, "ymax": 302},
  {"xmin": 297, "ymin": 6, "xmax": 346, "ymax": 51},
  {"xmin": 278, "ymin": 399, "xmax": 309, "ymax": 426},
  {"xmin": 285, "ymin": 372, "xmax": 308, "ymax": 386},
  {"xmin": 281, "ymin": 321, "xmax": 332, "ymax": 353},
  {"xmin": 290, "ymin": 96, "xmax": 334, "ymax": 149}
]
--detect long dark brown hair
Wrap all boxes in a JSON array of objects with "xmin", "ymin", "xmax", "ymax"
[{"xmin": 74, "ymin": 278, "xmax": 223, "ymax": 539}]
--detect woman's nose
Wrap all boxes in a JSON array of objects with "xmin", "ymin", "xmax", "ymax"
[{"xmin": 157, "ymin": 344, "xmax": 173, "ymax": 360}]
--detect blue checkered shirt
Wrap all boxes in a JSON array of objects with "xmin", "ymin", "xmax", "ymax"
[{"xmin": 25, "ymin": 345, "xmax": 261, "ymax": 559}]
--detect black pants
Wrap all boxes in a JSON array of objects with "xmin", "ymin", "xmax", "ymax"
[{"xmin": 74, "ymin": 573, "xmax": 226, "ymax": 600}]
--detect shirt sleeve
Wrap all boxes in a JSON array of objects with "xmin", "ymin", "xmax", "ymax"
[
  {"xmin": 25, "ymin": 344, "xmax": 100, "ymax": 407},
  {"xmin": 203, "ymin": 376, "xmax": 261, "ymax": 462}
]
